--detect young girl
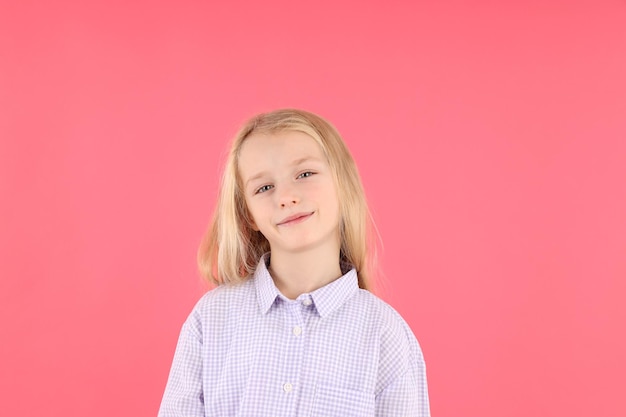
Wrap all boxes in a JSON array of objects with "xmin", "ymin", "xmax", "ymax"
[{"xmin": 158, "ymin": 109, "xmax": 430, "ymax": 416}]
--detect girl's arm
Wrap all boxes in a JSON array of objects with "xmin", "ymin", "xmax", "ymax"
[{"xmin": 158, "ymin": 315, "xmax": 205, "ymax": 417}]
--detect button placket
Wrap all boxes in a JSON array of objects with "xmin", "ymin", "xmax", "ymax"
[{"xmin": 281, "ymin": 301, "xmax": 304, "ymax": 398}]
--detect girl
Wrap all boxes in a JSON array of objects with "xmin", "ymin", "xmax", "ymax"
[{"xmin": 158, "ymin": 109, "xmax": 430, "ymax": 417}]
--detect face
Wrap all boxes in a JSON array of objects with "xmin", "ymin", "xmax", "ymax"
[{"xmin": 238, "ymin": 130, "xmax": 341, "ymax": 256}]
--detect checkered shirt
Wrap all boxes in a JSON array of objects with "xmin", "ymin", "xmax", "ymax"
[{"xmin": 158, "ymin": 256, "xmax": 430, "ymax": 416}]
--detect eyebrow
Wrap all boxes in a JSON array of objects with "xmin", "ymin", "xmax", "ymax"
[{"xmin": 244, "ymin": 156, "xmax": 322, "ymax": 188}]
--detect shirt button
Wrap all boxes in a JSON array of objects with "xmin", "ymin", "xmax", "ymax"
[
  {"xmin": 302, "ymin": 299, "xmax": 312, "ymax": 306},
  {"xmin": 292, "ymin": 326, "xmax": 302, "ymax": 336},
  {"xmin": 283, "ymin": 382, "xmax": 293, "ymax": 393}
]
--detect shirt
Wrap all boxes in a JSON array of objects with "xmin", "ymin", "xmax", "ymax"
[{"xmin": 158, "ymin": 256, "xmax": 430, "ymax": 417}]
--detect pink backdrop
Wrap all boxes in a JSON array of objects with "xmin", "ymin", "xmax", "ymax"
[{"xmin": 1, "ymin": 1, "xmax": 625, "ymax": 416}]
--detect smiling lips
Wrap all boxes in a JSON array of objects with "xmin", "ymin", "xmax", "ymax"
[{"xmin": 277, "ymin": 212, "xmax": 314, "ymax": 226}]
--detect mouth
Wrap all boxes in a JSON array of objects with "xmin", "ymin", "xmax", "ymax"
[{"xmin": 277, "ymin": 212, "xmax": 314, "ymax": 226}]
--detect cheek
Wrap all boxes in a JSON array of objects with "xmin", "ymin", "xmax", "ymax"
[{"xmin": 319, "ymin": 186, "xmax": 341, "ymax": 218}]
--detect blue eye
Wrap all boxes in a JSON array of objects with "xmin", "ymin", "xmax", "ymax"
[
  {"xmin": 256, "ymin": 184, "xmax": 273, "ymax": 194},
  {"xmin": 297, "ymin": 171, "xmax": 315, "ymax": 179}
]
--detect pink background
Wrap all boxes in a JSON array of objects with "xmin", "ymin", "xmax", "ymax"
[{"xmin": 1, "ymin": 1, "xmax": 625, "ymax": 416}]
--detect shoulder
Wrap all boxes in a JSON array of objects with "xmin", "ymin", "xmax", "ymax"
[
  {"xmin": 352, "ymin": 290, "xmax": 421, "ymax": 345},
  {"xmin": 182, "ymin": 279, "xmax": 256, "ymax": 334}
]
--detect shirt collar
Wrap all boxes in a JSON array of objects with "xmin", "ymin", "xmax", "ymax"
[
  {"xmin": 255, "ymin": 256, "xmax": 281, "ymax": 314},
  {"xmin": 254, "ymin": 254, "xmax": 360, "ymax": 318}
]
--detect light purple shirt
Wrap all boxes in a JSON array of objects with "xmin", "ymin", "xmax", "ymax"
[{"xmin": 158, "ymin": 256, "xmax": 430, "ymax": 416}]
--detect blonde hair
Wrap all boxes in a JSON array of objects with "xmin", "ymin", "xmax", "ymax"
[{"xmin": 198, "ymin": 109, "xmax": 376, "ymax": 290}]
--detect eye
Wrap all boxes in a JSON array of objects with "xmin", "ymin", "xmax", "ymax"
[
  {"xmin": 255, "ymin": 184, "xmax": 274, "ymax": 194},
  {"xmin": 297, "ymin": 171, "xmax": 315, "ymax": 179}
]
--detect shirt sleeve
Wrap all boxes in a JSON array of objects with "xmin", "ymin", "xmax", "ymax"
[
  {"xmin": 375, "ymin": 311, "xmax": 430, "ymax": 417},
  {"xmin": 158, "ymin": 312, "xmax": 205, "ymax": 417},
  {"xmin": 375, "ymin": 351, "xmax": 430, "ymax": 417}
]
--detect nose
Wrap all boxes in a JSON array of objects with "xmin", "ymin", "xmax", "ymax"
[
  {"xmin": 277, "ymin": 184, "xmax": 300, "ymax": 208},
  {"xmin": 280, "ymin": 198, "xmax": 298, "ymax": 208}
]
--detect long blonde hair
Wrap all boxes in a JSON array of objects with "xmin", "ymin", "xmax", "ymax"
[{"xmin": 198, "ymin": 109, "xmax": 376, "ymax": 290}]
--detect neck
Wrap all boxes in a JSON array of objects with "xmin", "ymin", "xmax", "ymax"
[{"xmin": 268, "ymin": 245, "xmax": 342, "ymax": 300}]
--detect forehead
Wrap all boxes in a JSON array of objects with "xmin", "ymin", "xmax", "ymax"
[{"xmin": 238, "ymin": 130, "xmax": 327, "ymax": 178}]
